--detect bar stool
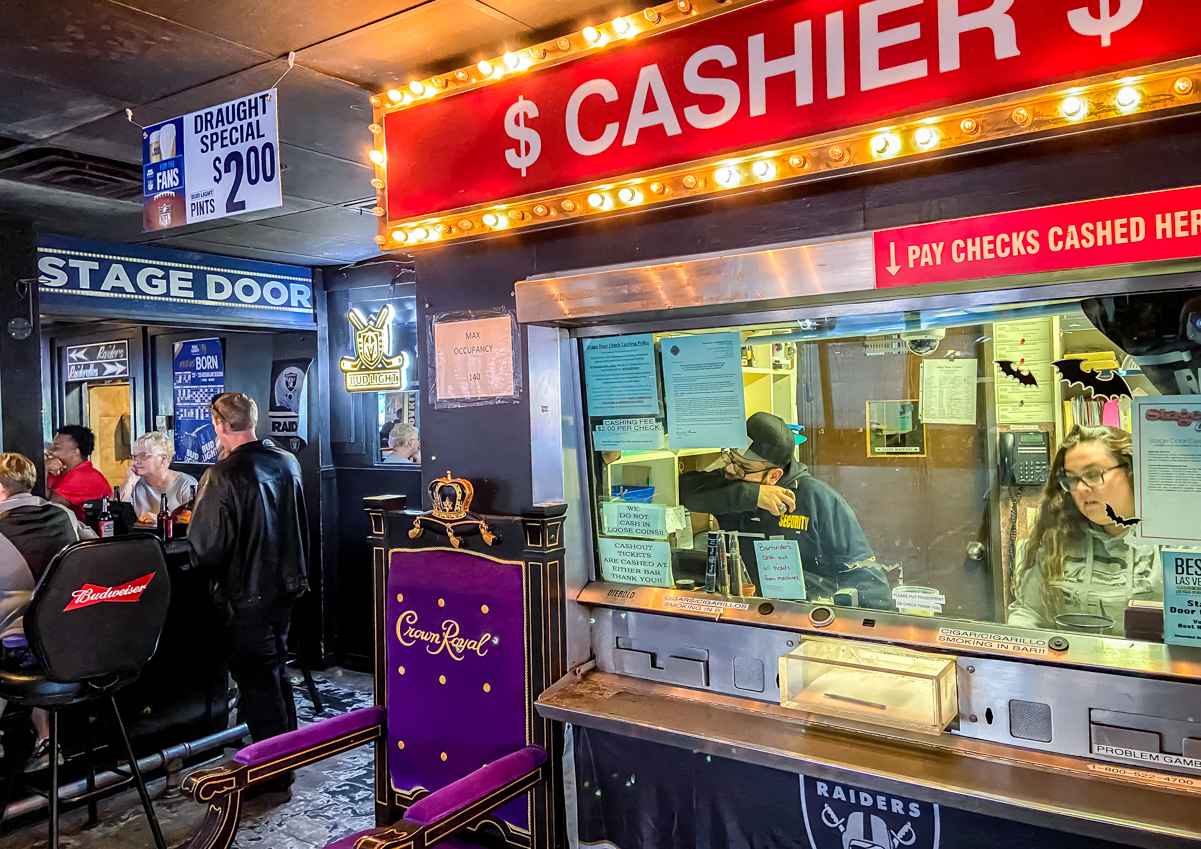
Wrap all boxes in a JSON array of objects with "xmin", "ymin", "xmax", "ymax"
[{"xmin": 0, "ymin": 534, "xmax": 172, "ymax": 849}]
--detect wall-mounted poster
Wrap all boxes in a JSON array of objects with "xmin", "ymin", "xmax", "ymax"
[
  {"xmin": 866, "ymin": 400, "xmax": 926, "ymax": 458},
  {"xmin": 173, "ymin": 338, "xmax": 224, "ymax": 464}
]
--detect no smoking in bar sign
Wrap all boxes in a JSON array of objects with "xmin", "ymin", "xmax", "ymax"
[{"xmin": 874, "ymin": 184, "xmax": 1201, "ymax": 288}]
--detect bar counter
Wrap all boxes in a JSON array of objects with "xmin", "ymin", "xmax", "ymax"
[{"xmin": 538, "ymin": 670, "xmax": 1201, "ymax": 849}]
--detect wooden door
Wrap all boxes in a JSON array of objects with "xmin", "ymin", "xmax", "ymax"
[{"xmin": 86, "ymin": 383, "xmax": 132, "ymax": 487}]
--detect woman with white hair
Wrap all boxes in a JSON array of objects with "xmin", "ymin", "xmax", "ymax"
[{"xmin": 121, "ymin": 431, "xmax": 199, "ymax": 524}]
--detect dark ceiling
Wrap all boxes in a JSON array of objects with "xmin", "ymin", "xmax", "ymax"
[{"xmin": 0, "ymin": 0, "xmax": 641, "ymax": 267}]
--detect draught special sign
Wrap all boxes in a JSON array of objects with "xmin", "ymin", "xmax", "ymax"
[{"xmin": 378, "ymin": 0, "xmax": 1201, "ymax": 238}]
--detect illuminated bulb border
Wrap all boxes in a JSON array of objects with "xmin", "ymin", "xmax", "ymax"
[{"xmin": 370, "ymin": 23, "xmax": 1201, "ymax": 249}]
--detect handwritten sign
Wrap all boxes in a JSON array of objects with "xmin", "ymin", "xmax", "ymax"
[
  {"xmin": 601, "ymin": 501, "xmax": 668, "ymax": 540},
  {"xmin": 433, "ymin": 314, "xmax": 517, "ymax": 404},
  {"xmin": 598, "ymin": 537, "xmax": 672, "ymax": 587},
  {"xmin": 754, "ymin": 539, "xmax": 806, "ymax": 600}
]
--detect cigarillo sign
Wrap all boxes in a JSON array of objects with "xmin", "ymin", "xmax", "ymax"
[
  {"xmin": 374, "ymin": 0, "xmax": 1201, "ymax": 246},
  {"xmin": 874, "ymin": 183, "xmax": 1201, "ymax": 288}
]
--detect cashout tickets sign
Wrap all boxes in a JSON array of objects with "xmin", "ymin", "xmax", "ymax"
[{"xmin": 376, "ymin": 0, "xmax": 1201, "ymax": 242}]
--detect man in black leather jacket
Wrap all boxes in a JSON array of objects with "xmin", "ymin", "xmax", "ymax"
[{"xmin": 189, "ymin": 392, "xmax": 308, "ymax": 791}]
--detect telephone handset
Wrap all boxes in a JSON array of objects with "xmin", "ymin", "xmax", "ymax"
[{"xmin": 999, "ymin": 431, "xmax": 1051, "ymax": 487}]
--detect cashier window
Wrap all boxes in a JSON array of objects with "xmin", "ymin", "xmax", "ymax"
[{"xmin": 580, "ymin": 288, "xmax": 1201, "ymax": 646}]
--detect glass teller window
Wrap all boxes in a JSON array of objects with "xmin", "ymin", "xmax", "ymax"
[{"xmin": 580, "ymin": 287, "xmax": 1201, "ymax": 646}]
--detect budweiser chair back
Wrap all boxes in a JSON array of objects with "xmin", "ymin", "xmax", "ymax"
[{"xmin": 26, "ymin": 534, "xmax": 171, "ymax": 684}]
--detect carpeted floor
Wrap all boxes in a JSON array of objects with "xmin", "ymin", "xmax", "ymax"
[{"xmin": 3, "ymin": 666, "xmax": 376, "ymax": 849}]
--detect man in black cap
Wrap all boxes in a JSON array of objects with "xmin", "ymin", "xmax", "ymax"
[{"xmin": 680, "ymin": 412, "xmax": 884, "ymax": 604}]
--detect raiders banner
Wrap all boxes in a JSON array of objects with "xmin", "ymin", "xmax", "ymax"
[{"xmin": 268, "ymin": 357, "xmax": 311, "ymax": 451}]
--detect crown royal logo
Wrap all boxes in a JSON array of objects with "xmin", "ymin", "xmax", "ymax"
[
  {"xmin": 396, "ymin": 609, "xmax": 492, "ymax": 661},
  {"xmin": 409, "ymin": 471, "xmax": 497, "ymax": 547}
]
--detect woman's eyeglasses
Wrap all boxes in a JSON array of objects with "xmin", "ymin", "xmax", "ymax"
[{"xmin": 1057, "ymin": 464, "xmax": 1125, "ymax": 493}]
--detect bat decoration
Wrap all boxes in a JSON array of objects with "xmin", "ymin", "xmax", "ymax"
[
  {"xmin": 1052, "ymin": 359, "xmax": 1132, "ymax": 401},
  {"xmin": 1106, "ymin": 504, "xmax": 1141, "ymax": 527},
  {"xmin": 996, "ymin": 360, "xmax": 1039, "ymax": 387}
]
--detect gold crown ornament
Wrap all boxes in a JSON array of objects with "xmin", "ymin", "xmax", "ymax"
[{"xmin": 409, "ymin": 470, "xmax": 497, "ymax": 548}]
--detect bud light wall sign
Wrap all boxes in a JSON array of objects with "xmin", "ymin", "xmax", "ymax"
[
  {"xmin": 143, "ymin": 88, "xmax": 282, "ymax": 231},
  {"xmin": 173, "ymin": 338, "xmax": 225, "ymax": 464}
]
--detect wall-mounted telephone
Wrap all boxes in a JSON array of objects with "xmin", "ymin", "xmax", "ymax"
[{"xmin": 999, "ymin": 431, "xmax": 1051, "ymax": 487}]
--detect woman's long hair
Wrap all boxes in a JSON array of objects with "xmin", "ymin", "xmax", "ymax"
[{"xmin": 1016, "ymin": 425, "xmax": 1133, "ymax": 619}]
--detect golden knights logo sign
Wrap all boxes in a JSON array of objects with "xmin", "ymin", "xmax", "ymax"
[{"xmin": 339, "ymin": 305, "xmax": 409, "ymax": 392}]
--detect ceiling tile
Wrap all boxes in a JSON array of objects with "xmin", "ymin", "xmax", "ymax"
[
  {"xmin": 299, "ymin": 0, "xmax": 532, "ymax": 90},
  {"xmin": 255, "ymin": 205, "xmax": 383, "ymax": 239},
  {"xmin": 0, "ymin": 0, "xmax": 267, "ymax": 104},
  {"xmin": 0, "ymin": 71, "xmax": 125, "ymax": 141},
  {"xmin": 481, "ymin": 0, "xmax": 642, "ymax": 31},
  {"xmin": 116, "ymin": 0, "xmax": 427, "ymax": 57}
]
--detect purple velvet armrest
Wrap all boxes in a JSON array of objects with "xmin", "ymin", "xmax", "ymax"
[
  {"xmin": 405, "ymin": 746, "xmax": 548, "ymax": 826},
  {"xmin": 234, "ymin": 706, "xmax": 385, "ymax": 768}
]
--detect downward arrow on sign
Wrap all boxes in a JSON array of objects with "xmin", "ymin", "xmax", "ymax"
[{"xmin": 886, "ymin": 242, "xmax": 901, "ymax": 276}]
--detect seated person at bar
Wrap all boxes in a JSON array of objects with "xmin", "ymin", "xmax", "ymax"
[
  {"xmin": 1008, "ymin": 425, "xmax": 1161, "ymax": 636},
  {"xmin": 120, "ymin": 431, "xmax": 198, "ymax": 524},
  {"xmin": 383, "ymin": 423, "xmax": 420, "ymax": 464},
  {"xmin": 45, "ymin": 425, "xmax": 112, "ymax": 521},
  {"xmin": 680, "ymin": 412, "xmax": 885, "ymax": 605},
  {"xmin": 0, "ymin": 452, "xmax": 95, "ymax": 763}
]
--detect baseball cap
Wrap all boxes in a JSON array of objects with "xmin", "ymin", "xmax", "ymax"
[{"xmin": 739, "ymin": 412, "xmax": 794, "ymax": 468}]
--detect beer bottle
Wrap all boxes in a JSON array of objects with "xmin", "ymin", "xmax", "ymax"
[
  {"xmin": 157, "ymin": 493, "xmax": 173, "ymax": 541},
  {"xmin": 97, "ymin": 497, "xmax": 115, "ymax": 539}
]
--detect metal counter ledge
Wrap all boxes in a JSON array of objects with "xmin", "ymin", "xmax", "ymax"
[{"xmin": 536, "ymin": 671, "xmax": 1201, "ymax": 849}]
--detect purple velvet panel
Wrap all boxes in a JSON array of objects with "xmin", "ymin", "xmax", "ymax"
[
  {"xmin": 234, "ymin": 706, "xmax": 384, "ymax": 767},
  {"xmin": 325, "ymin": 831, "xmax": 479, "ymax": 849},
  {"xmin": 405, "ymin": 746, "xmax": 546, "ymax": 826},
  {"xmin": 386, "ymin": 548, "xmax": 529, "ymax": 830}
]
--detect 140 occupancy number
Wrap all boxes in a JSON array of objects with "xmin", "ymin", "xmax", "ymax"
[{"xmin": 212, "ymin": 143, "xmax": 277, "ymax": 213}]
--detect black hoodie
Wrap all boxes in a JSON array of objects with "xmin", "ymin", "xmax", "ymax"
[{"xmin": 680, "ymin": 460, "xmax": 874, "ymax": 597}]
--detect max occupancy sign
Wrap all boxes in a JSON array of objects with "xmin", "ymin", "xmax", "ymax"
[{"xmin": 142, "ymin": 88, "xmax": 283, "ymax": 231}]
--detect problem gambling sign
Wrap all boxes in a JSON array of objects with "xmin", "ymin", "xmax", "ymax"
[{"xmin": 142, "ymin": 88, "xmax": 282, "ymax": 231}]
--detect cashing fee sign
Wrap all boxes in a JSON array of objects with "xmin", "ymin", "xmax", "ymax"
[
  {"xmin": 142, "ymin": 88, "xmax": 282, "ymax": 231},
  {"xmin": 375, "ymin": 0, "xmax": 1201, "ymax": 245},
  {"xmin": 37, "ymin": 234, "xmax": 314, "ymax": 329}
]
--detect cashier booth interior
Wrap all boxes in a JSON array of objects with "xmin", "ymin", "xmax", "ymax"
[{"xmin": 533, "ymin": 248, "xmax": 1201, "ymax": 846}]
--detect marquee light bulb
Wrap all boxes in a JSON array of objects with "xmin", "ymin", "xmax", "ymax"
[
  {"xmin": 751, "ymin": 159, "xmax": 776, "ymax": 180},
  {"xmin": 477, "ymin": 59, "xmax": 494, "ymax": 77},
  {"xmin": 1115, "ymin": 86, "xmax": 1142, "ymax": 112},
  {"xmin": 714, "ymin": 166, "xmax": 741, "ymax": 188},
  {"xmin": 482, "ymin": 213, "xmax": 499, "ymax": 227},
  {"xmin": 1060, "ymin": 95, "xmax": 1087, "ymax": 120},
  {"xmin": 386, "ymin": 89, "xmax": 403, "ymax": 103},
  {"xmin": 612, "ymin": 17, "xmax": 632, "ymax": 36},
  {"xmin": 788, "ymin": 154, "xmax": 806, "ymax": 170},
  {"xmin": 410, "ymin": 227, "xmax": 428, "ymax": 241},
  {"xmin": 914, "ymin": 127, "xmax": 939, "ymax": 149},
  {"xmin": 391, "ymin": 229, "xmax": 407, "ymax": 243},
  {"xmin": 368, "ymin": 149, "xmax": 386, "ymax": 166},
  {"xmin": 617, "ymin": 186, "xmax": 642, "ymax": 204},
  {"xmin": 409, "ymin": 80, "xmax": 426, "ymax": 96},
  {"xmin": 503, "ymin": 51, "xmax": 521, "ymax": 70},
  {"xmin": 583, "ymin": 26, "xmax": 601, "ymax": 44},
  {"xmin": 871, "ymin": 132, "xmax": 900, "ymax": 157},
  {"xmin": 587, "ymin": 191, "xmax": 608, "ymax": 209},
  {"xmin": 1175, "ymin": 77, "xmax": 1195, "ymax": 96}
]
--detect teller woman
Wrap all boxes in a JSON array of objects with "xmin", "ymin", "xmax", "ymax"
[
  {"xmin": 1007, "ymin": 425, "xmax": 1161, "ymax": 636},
  {"xmin": 120, "ymin": 431, "xmax": 199, "ymax": 525}
]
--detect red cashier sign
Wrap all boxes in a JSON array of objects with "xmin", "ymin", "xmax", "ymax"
[
  {"xmin": 385, "ymin": 0, "xmax": 1201, "ymax": 220},
  {"xmin": 874, "ymin": 184, "xmax": 1201, "ymax": 288}
]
